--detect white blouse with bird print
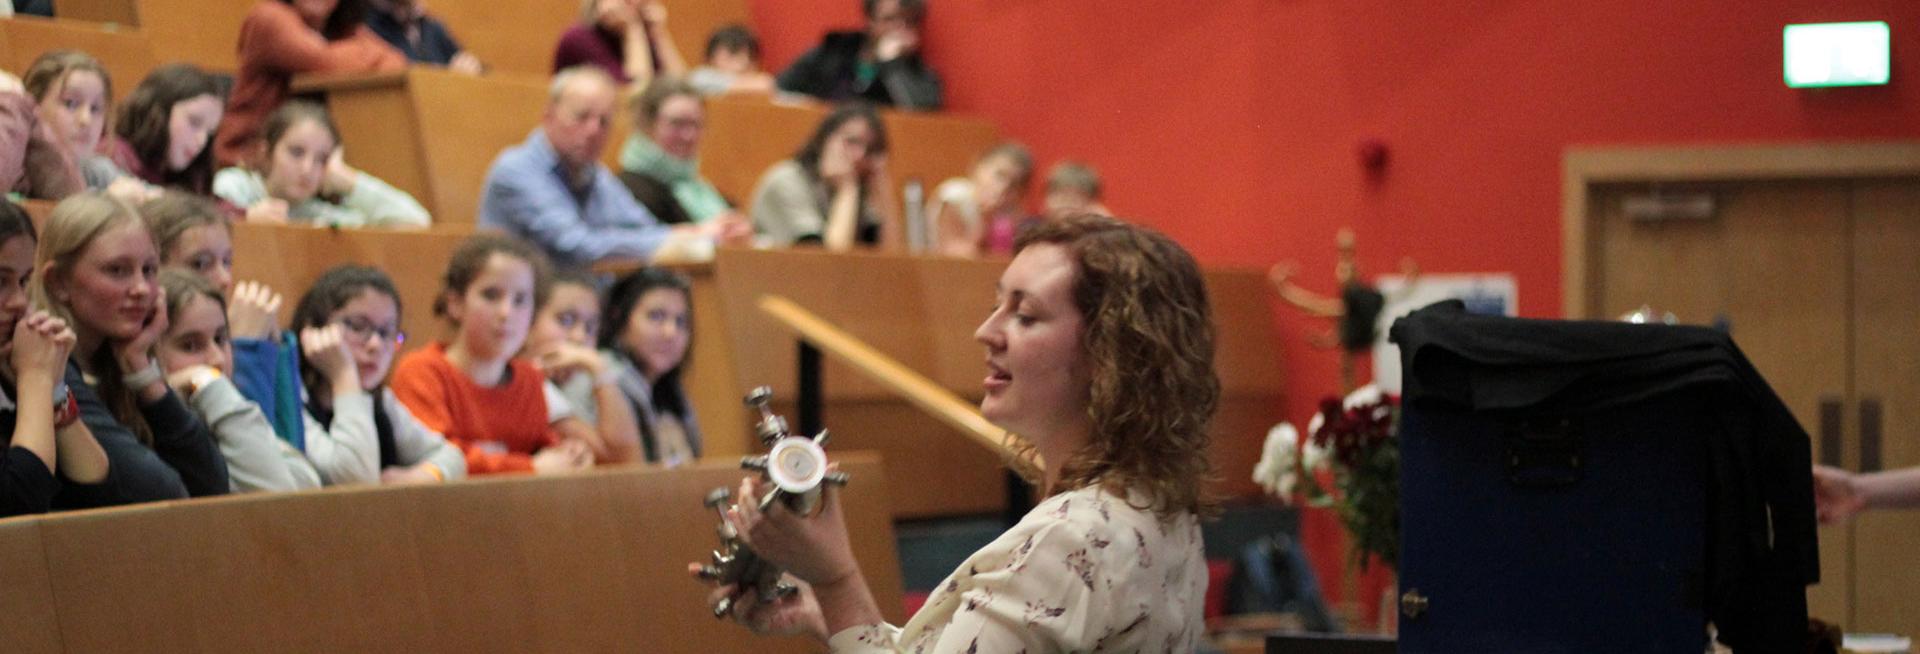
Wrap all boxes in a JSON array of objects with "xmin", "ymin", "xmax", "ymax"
[{"xmin": 829, "ymin": 484, "xmax": 1207, "ymax": 653}]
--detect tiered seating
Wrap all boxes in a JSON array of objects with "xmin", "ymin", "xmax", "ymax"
[
  {"xmin": 0, "ymin": 455, "xmax": 904, "ymax": 653},
  {"xmin": 54, "ymin": 0, "xmax": 749, "ymax": 77},
  {"xmin": 12, "ymin": 0, "xmax": 1284, "ymax": 523}
]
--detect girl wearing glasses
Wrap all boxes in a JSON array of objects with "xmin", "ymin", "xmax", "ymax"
[
  {"xmin": 288, "ymin": 265, "xmax": 464, "ymax": 485},
  {"xmin": 154, "ymin": 268, "xmax": 320, "ymax": 492}
]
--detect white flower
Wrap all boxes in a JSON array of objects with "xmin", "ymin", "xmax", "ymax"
[
  {"xmin": 1301, "ymin": 429, "xmax": 1331, "ymax": 472},
  {"xmin": 1253, "ymin": 422, "xmax": 1301, "ymax": 502}
]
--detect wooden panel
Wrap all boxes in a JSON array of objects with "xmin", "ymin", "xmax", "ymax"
[
  {"xmin": 41, "ymin": 490, "xmax": 438, "ymax": 652},
  {"xmin": 300, "ymin": 69, "xmax": 548, "ymax": 224},
  {"xmin": 53, "ymin": 0, "xmax": 140, "ymax": 27},
  {"xmin": 0, "ymin": 519, "xmax": 60, "ymax": 654},
  {"xmin": 1848, "ymin": 178, "xmax": 1920, "ymax": 635},
  {"xmin": 0, "ymin": 16, "xmax": 157, "ymax": 92},
  {"xmin": 134, "ymin": 0, "xmax": 253, "ymax": 72},
  {"xmin": 408, "ymin": 69, "xmax": 551, "ymax": 224},
  {"xmin": 17, "ymin": 456, "xmax": 898, "ymax": 653},
  {"xmin": 1592, "ymin": 180, "xmax": 1852, "ymax": 624},
  {"xmin": 230, "ymin": 222, "xmax": 477, "ymax": 358}
]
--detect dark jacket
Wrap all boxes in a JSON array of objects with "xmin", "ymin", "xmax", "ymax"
[
  {"xmin": 52, "ymin": 362, "xmax": 229, "ymax": 510},
  {"xmin": 776, "ymin": 31, "xmax": 942, "ymax": 110},
  {"xmin": 615, "ymin": 171, "xmax": 694, "ymax": 225}
]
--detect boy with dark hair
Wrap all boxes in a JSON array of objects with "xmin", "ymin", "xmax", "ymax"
[{"xmin": 688, "ymin": 24, "xmax": 775, "ymax": 96}]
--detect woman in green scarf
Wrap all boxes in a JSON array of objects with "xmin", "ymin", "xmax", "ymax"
[{"xmin": 617, "ymin": 77, "xmax": 738, "ymax": 226}]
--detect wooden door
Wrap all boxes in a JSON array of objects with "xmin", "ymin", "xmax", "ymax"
[
  {"xmin": 1848, "ymin": 179, "xmax": 1920, "ymax": 635},
  {"xmin": 1591, "ymin": 179, "xmax": 1854, "ymax": 623}
]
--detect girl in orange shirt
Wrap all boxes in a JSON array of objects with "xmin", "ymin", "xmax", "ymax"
[{"xmin": 389, "ymin": 234, "xmax": 596, "ymax": 475}]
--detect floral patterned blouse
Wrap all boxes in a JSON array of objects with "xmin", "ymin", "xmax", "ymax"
[{"xmin": 828, "ymin": 485, "xmax": 1207, "ymax": 653}]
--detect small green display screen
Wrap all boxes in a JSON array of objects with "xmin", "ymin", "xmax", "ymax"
[{"xmin": 1785, "ymin": 21, "xmax": 1891, "ymax": 88}]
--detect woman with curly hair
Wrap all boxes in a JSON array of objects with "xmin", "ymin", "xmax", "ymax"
[{"xmin": 702, "ymin": 214, "xmax": 1217, "ymax": 652}]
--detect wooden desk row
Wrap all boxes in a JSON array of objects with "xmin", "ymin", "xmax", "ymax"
[
  {"xmin": 301, "ymin": 68, "xmax": 1003, "ymax": 225},
  {"xmin": 0, "ymin": 454, "xmax": 903, "ymax": 654},
  {"xmin": 54, "ymin": 0, "xmax": 749, "ymax": 78},
  {"xmin": 0, "ymin": 16, "xmax": 156, "ymax": 90}
]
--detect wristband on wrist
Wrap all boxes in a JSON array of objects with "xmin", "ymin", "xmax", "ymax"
[
  {"xmin": 422, "ymin": 463, "xmax": 446, "ymax": 482},
  {"xmin": 123, "ymin": 358, "xmax": 163, "ymax": 389},
  {"xmin": 187, "ymin": 367, "xmax": 224, "ymax": 398},
  {"xmin": 54, "ymin": 392, "xmax": 80, "ymax": 428}
]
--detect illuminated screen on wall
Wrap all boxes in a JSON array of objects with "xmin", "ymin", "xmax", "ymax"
[{"xmin": 1784, "ymin": 21, "xmax": 1891, "ymax": 88}]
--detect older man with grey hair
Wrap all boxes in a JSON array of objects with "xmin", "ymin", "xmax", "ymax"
[{"xmin": 479, "ymin": 66, "xmax": 745, "ymax": 266}]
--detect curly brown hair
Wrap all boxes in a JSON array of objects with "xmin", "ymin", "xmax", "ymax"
[{"xmin": 1010, "ymin": 215, "xmax": 1220, "ymax": 519}]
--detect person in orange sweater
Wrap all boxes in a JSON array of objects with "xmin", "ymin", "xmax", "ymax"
[
  {"xmin": 214, "ymin": 0, "xmax": 406, "ymax": 168},
  {"xmin": 389, "ymin": 234, "xmax": 596, "ymax": 475}
]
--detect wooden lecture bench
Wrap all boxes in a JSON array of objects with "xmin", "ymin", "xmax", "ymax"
[
  {"xmin": 0, "ymin": 454, "xmax": 902, "ymax": 653},
  {"xmin": 54, "ymin": 0, "xmax": 747, "ymax": 77},
  {"xmin": 0, "ymin": 16, "xmax": 156, "ymax": 89}
]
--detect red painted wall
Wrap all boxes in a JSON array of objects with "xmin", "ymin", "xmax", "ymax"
[{"xmin": 747, "ymin": 0, "xmax": 1920, "ymax": 619}]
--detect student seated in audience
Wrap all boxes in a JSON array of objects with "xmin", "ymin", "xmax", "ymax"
[
  {"xmin": 750, "ymin": 103, "xmax": 900, "ymax": 251},
  {"xmin": 16, "ymin": 52, "xmax": 109, "ymax": 201},
  {"xmin": 32, "ymin": 193, "xmax": 229, "ymax": 507},
  {"xmin": 703, "ymin": 216, "xmax": 1211, "ymax": 651},
  {"xmin": 154, "ymin": 269, "xmax": 320, "ymax": 492},
  {"xmin": 599, "ymin": 267, "xmax": 700, "ymax": 465},
  {"xmin": 214, "ymin": 101, "xmax": 430, "ymax": 228},
  {"xmin": 290, "ymin": 265, "xmax": 466, "ymax": 484},
  {"xmin": 216, "ymin": 0, "xmax": 406, "ymax": 167},
  {"xmin": 142, "ymin": 192, "xmax": 305, "ymax": 444},
  {"xmin": 390, "ymin": 234, "xmax": 598, "ymax": 476},
  {"xmin": 617, "ymin": 77, "xmax": 744, "ymax": 226},
  {"xmin": 479, "ymin": 67, "xmax": 747, "ymax": 268},
  {"xmin": 520, "ymin": 269, "xmax": 642, "ymax": 464},
  {"xmin": 0, "ymin": 201, "xmax": 108, "ymax": 517},
  {"xmin": 928, "ymin": 142, "xmax": 1036, "ymax": 258},
  {"xmin": 1042, "ymin": 160, "xmax": 1109, "ymax": 220},
  {"xmin": 688, "ymin": 24, "xmax": 775, "ymax": 97},
  {"xmin": 107, "ymin": 65, "xmax": 226, "ymax": 197},
  {"xmin": 554, "ymin": 0, "xmax": 685, "ymax": 87},
  {"xmin": 363, "ymin": 0, "xmax": 484, "ymax": 74},
  {"xmin": 777, "ymin": 0, "xmax": 942, "ymax": 110}
]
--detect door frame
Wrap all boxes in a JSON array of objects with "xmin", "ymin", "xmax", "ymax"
[{"xmin": 1562, "ymin": 142, "xmax": 1920, "ymax": 318}]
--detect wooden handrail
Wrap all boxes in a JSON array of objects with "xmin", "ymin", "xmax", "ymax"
[{"xmin": 756, "ymin": 294, "xmax": 1042, "ymax": 477}]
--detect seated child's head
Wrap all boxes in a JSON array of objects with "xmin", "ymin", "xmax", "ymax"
[
  {"xmin": 31, "ymin": 193, "xmax": 160, "ymax": 347},
  {"xmin": 116, "ymin": 64, "xmax": 225, "ymax": 176},
  {"xmin": 24, "ymin": 50, "xmax": 112, "ymax": 166},
  {"xmin": 600, "ymin": 267, "xmax": 691, "ymax": 382},
  {"xmin": 526, "ymin": 269, "xmax": 601, "ymax": 354},
  {"xmin": 1043, "ymin": 161, "xmax": 1103, "ymax": 220},
  {"xmin": 141, "ymin": 191, "xmax": 233, "ymax": 295},
  {"xmin": 435, "ymin": 234, "xmax": 551, "ymax": 363},
  {"xmin": 258, "ymin": 101, "xmax": 341, "ymax": 203},
  {"xmin": 156, "ymin": 268, "xmax": 232, "ymax": 376},
  {"xmin": 704, "ymin": 24, "xmax": 762, "ymax": 75},
  {"xmin": 970, "ymin": 142, "xmax": 1034, "ymax": 215},
  {"xmin": 291, "ymin": 265, "xmax": 407, "ymax": 392}
]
